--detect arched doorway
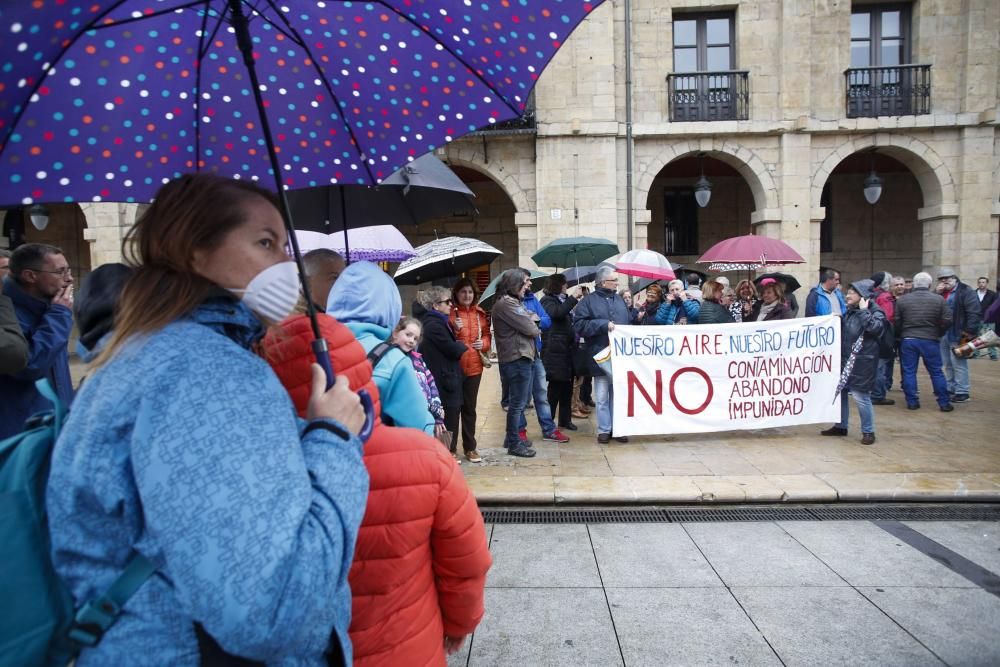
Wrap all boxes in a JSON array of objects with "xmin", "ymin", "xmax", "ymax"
[
  {"xmin": 1, "ymin": 204, "xmax": 92, "ymax": 281},
  {"xmin": 645, "ymin": 154, "xmax": 756, "ymax": 273},
  {"xmin": 818, "ymin": 152, "xmax": 923, "ymax": 283}
]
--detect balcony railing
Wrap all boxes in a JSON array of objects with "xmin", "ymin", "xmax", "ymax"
[
  {"xmin": 845, "ymin": 64, "xmax": 931, "ymax": 118},
  {"xmin": 666, "ymin": 71, "xmax": 749, "ymax": 122}
]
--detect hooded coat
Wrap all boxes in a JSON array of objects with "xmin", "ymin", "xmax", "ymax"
[
  {"xmin": 327, "ymin": 262, "xmax": 435, "ymax": 433},
  {"xmin": 47, "ymin": 298, "xmax": 368, "ymax": 666},
  {"xmin": 539, "ymin": 291, "xmax": 578, "ymax": 382},
  {"xmin": 74, "ymin": 263, "xmax": 132, "ymax": 360},
  {"xmin": 841, "ymin": 279, "xmax": 887, "ymax": 393},
  {"xmin": 263, "ymin": 314, "xmax": 491, "ymax": 667},
  {"xmin": 0, "ymin": 277, "xmax": 74, "ymax": 439},
  {"xmin": 418, "ymin": 308, "xmax": 468, "ymax": 408}
]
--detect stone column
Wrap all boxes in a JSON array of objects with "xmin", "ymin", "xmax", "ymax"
[
  {"xmin": 514, "ymin": 211, "xmax": 539, "ymax": 269},
  {"xmin": 917, "ymin": 203, "xmax": 960, "ymax": 272},
  {"xmin": 772, "ymin": 132, "xmax": 813, "ymax": 291},
  {"xmin": 953, "ymin": 126, "xmax": 997, "ymax": 280},
  {"xmin": 80, "ymin": 203, "xmax": 139, "ymax": 267}
]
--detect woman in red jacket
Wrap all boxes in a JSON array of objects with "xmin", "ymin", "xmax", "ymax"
[
  {"xmin": 262, "ymin": 313, "xmax": 492, "ymax": 666},
  {"xmin": 448, "ymin": 278, "xmax": 491, "ymax": 463}
]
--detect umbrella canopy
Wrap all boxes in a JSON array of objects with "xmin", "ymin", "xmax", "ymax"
[
  {"xmin": 561, "ymin": 262, "xmax": 617, "ymax": 287},
  {"xmin": 287, "ymin": 154, "xmax": 476, "ymax": 233},
  {"xmin": 531, "ymin": 237, "xmax": 619, "ymax": 269},
  {"xmin": 754, "ymin": 272, "xmax": 803, "ymax": 294},
  {"xmin": 393, "ymin": 237, "xmax": 502, "ymax": 286},
  {"xmin": 697, "ymin": 235, "xmax": 806, "ymax": 272},
  {"xmin": 479, "ymin": 270, "xmax": 549, "ymax": 310},
  {"xmin": 294, "ymin": 226, "xmax": 415, "ymax": 263},
  {"xmin": 0, "ymin": 1, "xmax": 604, "ymax": 205},
  {"xmin": 614, "ymin": 249, "xmax": 677, "ymax": 281}
]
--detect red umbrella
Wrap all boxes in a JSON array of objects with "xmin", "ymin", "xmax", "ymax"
[
  {"xmin": 614, "ymin": 249, "xmax": 677, "ymax": 281},
  {"xmin": 697, "ymin": 235, "xmax": 805, "ymax": 272}
]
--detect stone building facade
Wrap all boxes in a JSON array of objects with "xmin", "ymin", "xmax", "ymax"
[{"xmin": 4, "ymin": 0, "xmax": 998, "ymax": 292}]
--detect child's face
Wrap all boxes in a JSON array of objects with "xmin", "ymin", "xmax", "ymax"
[{"xmin": 393, "ymin": 323, "xmax": 421, "ymax": 352}]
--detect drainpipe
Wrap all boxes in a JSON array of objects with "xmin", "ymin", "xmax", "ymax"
[{"xmin": 624, "ymin": 0, "xmax": 634, "ymax": 251}]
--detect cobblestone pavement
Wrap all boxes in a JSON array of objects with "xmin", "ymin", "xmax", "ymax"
[
  {"xmin": 456, "ymin": 358, "xmax": 1000, "ymax": 504},
  {"xmin": 447, "ymin": 518, "xmax": 1000, "ymax": 666}
]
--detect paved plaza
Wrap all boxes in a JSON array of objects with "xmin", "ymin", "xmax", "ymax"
[
  {"xmin": 448, "ymin": 518, "xmax": 1000, "ymax": 667},
  {"xmin": 458, "ymin": 358, "xmax": 1000, "ymax": 504}
]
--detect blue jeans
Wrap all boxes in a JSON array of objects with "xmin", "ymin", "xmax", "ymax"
[
  {"xmin": 836, "ymin": 388, "xmax": 874, "ymax": 434},
  {"xmin": 594, "ymin": 374, "xmax": 613, "ymax": 435},
  {"xmin": 939, "ymin": 337, "xmax": 970, "ymax": 395},
  {"xmin": 901, "ymin": 338, "xmax": 951, "ymax": 407},
  {"xmin": 499, "ymin": 358, "xmax": 533, "ymax": 448},
  {"xmin": 871, "ymin": 357, "xmax": 890, "ymax": 400},
  {"xmin": 517, "ymin": 357, "xmax": 557, "ymax": 436}
]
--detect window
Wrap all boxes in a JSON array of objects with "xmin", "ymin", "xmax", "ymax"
[
  {"xmin": 673, "ymin": 12, "xmax": 735, "ymax": 73},
  {"xmin": 851, "ymin": 5, "xmax": 910, "ymax": 69},
  {"xmin": 664, "ymin": 188, "xmax": 699, "ymax": 255}
]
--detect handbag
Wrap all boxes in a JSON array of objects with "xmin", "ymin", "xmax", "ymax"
[{"xmin": 476, "ymin": 316, "xmax": 492, "ymax": 368}]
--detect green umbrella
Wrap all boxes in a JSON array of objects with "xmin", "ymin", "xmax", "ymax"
[
  {"xmin": 480, "ymin": 269, "xmax": 549, "ymax": 310},
  {"xmin": 531, "ymin": 236, "xmax": 619, "ymax": 269}
]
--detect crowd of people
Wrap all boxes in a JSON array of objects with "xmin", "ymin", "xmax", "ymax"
[{"xmin": 1, "ymin": 171, "xmax": 998, "ymax": 662}]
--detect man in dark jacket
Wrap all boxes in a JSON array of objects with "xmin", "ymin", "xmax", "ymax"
[
  {"xmin": 936, "ymin": 267, "xmax": 981, "ymax": 402},
  {"xmin": 0, "ymin": 243, "xmax": 75, "ymax": 439},
  {"xmin": 974, "ymin": 277, "xmax": 997, "ymax": 360},
  {"xmin": 573, "ymin": 266, "xmax": 632, "ymax": 444},
  {"xmin": 894, "ymin": 272, "xmax": 953, "ymax": 411},
  {"xmin": 0, "ymin": 292, "xmax": 28, "ymax": 374},
  {"xmin": 820, "ymin": 279, "xmax": 886, "ymax": 445},
  {"xmin": 540, "ymin": 274, "xmax": 579, "ymax": 432}
]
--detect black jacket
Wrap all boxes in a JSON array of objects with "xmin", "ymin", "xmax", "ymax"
[
  {"xmin": 540, "ymin": 292, "xmax": 578, "ymax": 382},
  {"xmin": 944, "ymin": 281, "xmax": 982, "ymax": 339},
  {"xmin": 417, "ymin": 309, "xmax": 467, "ymax": 407},
  {"xmin": 894, "ymin": 288, "xmax": 951, "ymax": 342},
  {"xmin": 698, "ymin": 300, "xmax": 735, "ymax": 325},
  {"xmin": 842, "ymin": 305, "xmax": 887, "ymax": 393},
  {"xmin": 634, "ymin": 299, "xmax": 661, "ymax": 325},
  {"xmin": 976, "ymin": 289, "xmax": 996, "ymax": 322},
  {"xmin": 573, "ymin": 287, "xmax": 632, "ymax": 376}
]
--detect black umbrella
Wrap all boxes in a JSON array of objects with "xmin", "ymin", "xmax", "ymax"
[
  {"xmin": 393, "ymin": 237, "xmax": 503, "ymax": 286},
  {"xmin": 755, "ymin": 272, "xmax": 802, "ymax": 293}
]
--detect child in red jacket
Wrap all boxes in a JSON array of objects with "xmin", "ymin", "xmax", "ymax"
[{"xmin": 262, "ymin": 313, "xmax": 492, "ymax": 666}]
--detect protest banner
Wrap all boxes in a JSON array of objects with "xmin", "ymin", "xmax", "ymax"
[{"xmin": 609, "ymin": 316, "xmax": 841, "ymax": 436}]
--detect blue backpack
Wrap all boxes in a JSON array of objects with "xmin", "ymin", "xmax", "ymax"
[{"xmin": 0, "ymin": 379, "xmax": 155, "ymax": 667}]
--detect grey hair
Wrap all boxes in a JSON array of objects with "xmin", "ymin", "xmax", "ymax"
[
  {"xmin": 418, "ymin": 285, "xmax": 451, "ymax": 309},
  {"xmin": 302, "ymin": 248, "xmax": 344, "ymax": 276},
  {"xmin": 912, "ymin": 272, "xmax": 933, "ymax": 289},
  {"xmin": 594, "ymin": 265, "xmax": 616, "ymax": 285},
  {"xmin": 497, "ymin": 267, "xmax": 530, "ymax": 298},
  {"xmin": 667, "ymin": 279, "xmax": 684, "ymax": 291},
  {"xmin": 715, "ymin": 276, "xmax": 730, "ymax": 288}
]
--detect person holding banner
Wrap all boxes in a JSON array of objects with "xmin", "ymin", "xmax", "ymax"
[
  {"xmin": 750, "ymin": 279, "xmax": 795, "ymax": 321},
  {"xmin": 821, "ymin": 279, "xmax": 887, "ymax": 445},
  {"xmin": 655, "ymin": 280, "xmax": 700, "ymax": 325},
  {"xmin": 573, "ymin": 266, "xmax": 632, "ymax": 444}
]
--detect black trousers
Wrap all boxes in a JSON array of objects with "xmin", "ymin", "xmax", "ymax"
[
  {"xmin": 580, "ymin": 375, "xmax": 593, "ymax": 404},
  {"xmin": 444, "ymin": 404, "xmax": 461, "ymax": 453},
  {"xmin": 458, "ymin": 373, "xmax": 482, "ymax": 452},
  {"xmin": 548, "ymin": 378, "xmax": 574, "ymax": 427}
]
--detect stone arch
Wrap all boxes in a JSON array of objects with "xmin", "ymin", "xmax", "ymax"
[
  {"xmin": 811, "ymin": 134, "xmax": 955, "ymax": 210},
  {"xmin": 637, "ymin": 139, "xmax": 780, "ymax": 214},
  {"xmin": 443, "ymin": 152, "xmax": 531, "ymax": 215}
]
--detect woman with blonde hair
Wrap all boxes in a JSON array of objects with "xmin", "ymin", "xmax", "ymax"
[
  {"xmin": 733, "ymin": 279, "xmax": 759, "ymax": 322},
  {"xmin": 697, "ymin": 280, "xmax": 735, "ymax": 324}
]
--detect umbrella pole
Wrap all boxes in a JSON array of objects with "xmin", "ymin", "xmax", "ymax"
[
  {"xmin": 340, "ymin": 189, "xmax": 351, "ymax": 265},
  {"xmin": 228, "ymin": 0, "xmax": 374, "ymax": 437}
]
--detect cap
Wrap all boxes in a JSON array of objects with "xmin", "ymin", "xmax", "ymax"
[{"xmin": 937, "ymin": 267, "xmax": 957, "ymax": 280}]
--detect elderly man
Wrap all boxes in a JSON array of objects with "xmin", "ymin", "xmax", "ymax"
[
  {"xmin": 805, "ymin": 268, "xmax": 846, "ymax": 318},
  {"xmin": 0, "ymin": 243, "xmax": 75, "ymax": 438},
  {"xmin": 895, "ymin": 272, "xmax": 953, "ymax": 411},
  {"xmin": 302, "ymin": 248, "xmax": 346, "ymax": 312},
  {"xmin": 573, "ymin": 266, "xmax": 632, "ymax": 444},
  {"xmin": 936, "ymin": 267, "xmax": 981, "ymax": 403}
]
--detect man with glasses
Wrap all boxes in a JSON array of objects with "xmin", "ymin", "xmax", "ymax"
[
  {"xmin": 573, "ymin": 266, "xmax": 632, "ymax": 444},
  {"xmin": 0, "ymin": 243, "xmax": 75, "ymax": 438}
]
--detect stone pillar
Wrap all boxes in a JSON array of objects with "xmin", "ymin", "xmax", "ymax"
[
  {"xmin": 954, "ymin": 126, "xmax": 997, "ymax": 281},
  {"xmin": 917, "ymin": 204, "xmax": 960, "ymax": 272},
  {"xmin": 514, "ymin": 211, "xmax": 539, "ymax": 269},
  {"xmin": 80, "ymin": 203, "xmax": 139, "ymax": 268},
  {"xmin": 773, "ymin": 132, "xmax": 813, "ymax": 292}
]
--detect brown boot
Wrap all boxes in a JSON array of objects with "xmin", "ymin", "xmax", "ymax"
[{"xmin": 861, "ymin": 432, "xmax": 876, "ymax": 446}]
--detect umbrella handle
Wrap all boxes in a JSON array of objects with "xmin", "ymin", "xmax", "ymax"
[{"xmin": 311, "ymin": 338, "xmax": 375, "ymax": 442}]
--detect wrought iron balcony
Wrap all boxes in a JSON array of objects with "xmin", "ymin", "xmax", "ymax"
[
  {"xmin": 666, "ymin": 71, "xmax": 749, "ymax": 122},
  {"xmin": 845, "ymin": 64, "xmax": 931, "ymax": 118}
]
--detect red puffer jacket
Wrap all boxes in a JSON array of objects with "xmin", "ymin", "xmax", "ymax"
[{"xmin": 262, "ymin": 314, "xmax": 492, "ymax": 666}]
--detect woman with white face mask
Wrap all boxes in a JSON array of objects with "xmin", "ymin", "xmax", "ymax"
[{"xmin": 46, "ymin": 173, "xmax": 369, "ymax": 666}]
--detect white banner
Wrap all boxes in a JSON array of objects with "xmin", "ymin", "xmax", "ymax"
[{"xmin": 609, "ymin": 316, "xmax": 842, "ymax": 436}]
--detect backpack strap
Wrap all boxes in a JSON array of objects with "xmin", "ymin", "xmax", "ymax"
[
  {"xmin": 35, "ymin": 378, "xmax": 66, "ymax": 432},
  {"xmin": 68, "ymin": 554, "xmax": 156, "ymax": 648},
  {"xmin": 367, "ymin": 342, "xmax": 397, "ymax": 369}
]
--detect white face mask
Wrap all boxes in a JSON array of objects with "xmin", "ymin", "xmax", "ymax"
[{"xmin": 231, "ymin": 261, "xmax": 301, "ymax": 322}]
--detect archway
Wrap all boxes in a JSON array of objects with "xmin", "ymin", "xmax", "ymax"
[{"xmin": 1, "ymin": 204, "xmax": 91, "ymax": 280}]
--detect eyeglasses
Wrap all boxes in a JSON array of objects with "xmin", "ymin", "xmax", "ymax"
[
  {"xmin": 30, "ymin": 266, "xmax": 72, "ymax": 277},
  {"xmin": 604, "ymin": 279, "xmax": 619, "ymax": 284},
  {"xmin": 437, "ymin": 299, "xmax": 453, "ymax": 305}
]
